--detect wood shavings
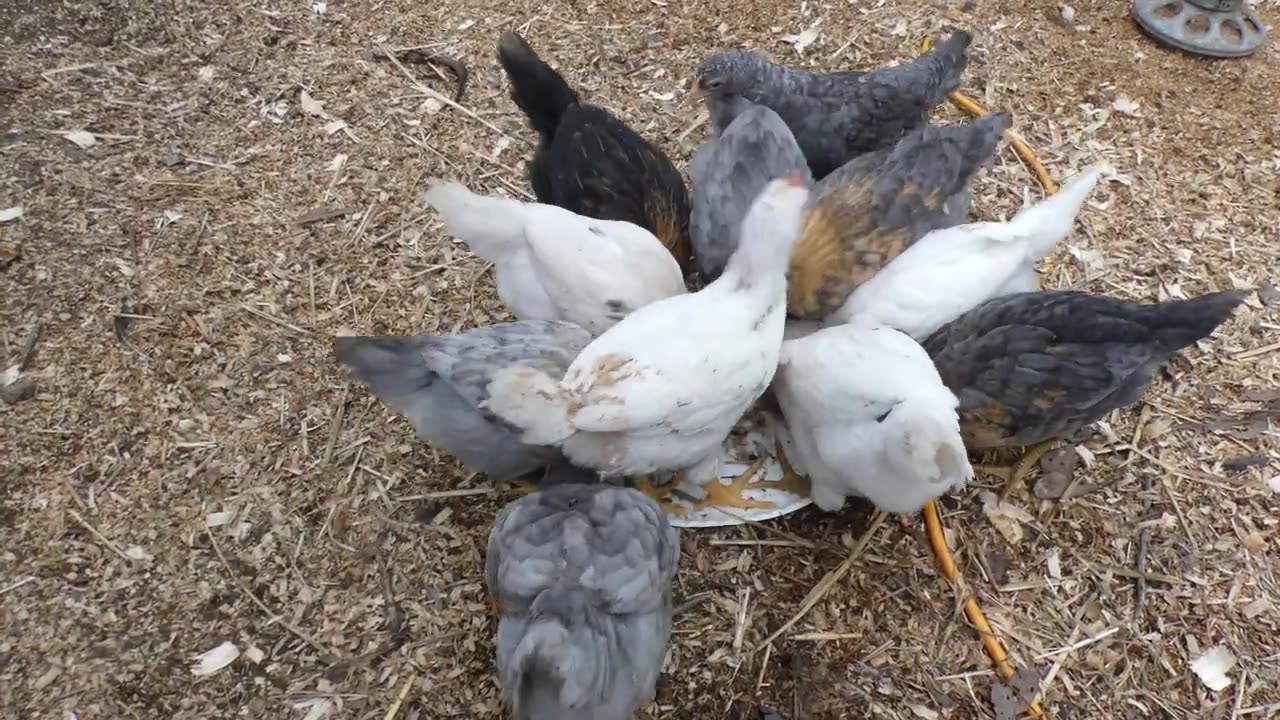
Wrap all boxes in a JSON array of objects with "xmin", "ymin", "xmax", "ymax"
[
  {"xmin": 5, "ymin": 3, "xmax": 1280, "ymax": 718},
  {"xmin": 980, "ymin": 491, "xmax": 1034, "ymax": 545},
  {"xmin": 293, "ymin": 698, "xmax": 334, "ymax": 720},
  {"xmin": 780, "ymin": 22, "xmax": 821, "ymax": 55}
]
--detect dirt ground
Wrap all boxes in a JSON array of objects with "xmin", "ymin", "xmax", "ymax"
[{"xmin": 2, "ymin": 0, "xmax": 1279, "ymax": 718}]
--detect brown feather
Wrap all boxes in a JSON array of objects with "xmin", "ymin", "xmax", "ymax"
[
  {"xmin": 957, "ymin": 399, "xmax": 1019, "ymax": 448},
  {"xmin": 649, "ymin": 199, "xmax": 692, "ymax": 276},
  {"xmin": 786, "ymin": 178, "xmax": 912, "ymax": 319}
]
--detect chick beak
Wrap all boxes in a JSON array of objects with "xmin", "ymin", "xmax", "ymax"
[{"xmin": 688, "ymin": 79, "xmax": 709, "ymax": 106}]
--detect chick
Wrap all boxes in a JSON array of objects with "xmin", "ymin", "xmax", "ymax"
[
  {"xmin": 499, "ymin": 31, "xmax": 693, "ymax": 274},
  {"xmin": 333, "ymin": 321, "xmax": 596, "ymax": 484},
  {"xmin": 690, "ymin": 96, "xmax": 810, "ymax": 280},
  {"xmin": 487, "ymin": 482, "xmax": 679, "ymax": 720},
  {"xmin": 787, "ymin": 113, "xmax": 1011, "ymax": 321},
  {"xmin": 422, "ymin": 179, "xmax": 686, "ymax": 336},
  {"xmin": 773, "ymin": 323, "xmax": 972, "ymax": 513},
  {"xmin": 695, "ymin": 31, "xmax": 972, "ymax": 179},
  {"xmin": 824, "ymin": 165, "xmax": 1109, "ymax": 337},
  {"xmin": 923, "ymin": 289, "xmax": 1248, "ymax": 496},
  {"xmin": 483, "ymin": 176, "xmax": 810, "ymax": 510}
]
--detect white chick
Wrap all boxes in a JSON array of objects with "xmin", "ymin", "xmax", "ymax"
[
  {"xmin": 483, "ymin": 175, "xmax": 810, "ymax": 486},
  {"xmin": 772, "ymin": 323, "xmax": 973, "ymax": 513},
  {"xmin": 824, "ymin": 165, "xmax": 1112, "ymax": 339},
  {"xmin": 422, "ymin": 179, "xmax": 687, "ymax": 336}
]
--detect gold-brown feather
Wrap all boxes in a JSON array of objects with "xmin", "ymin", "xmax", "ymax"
[
  {"xmin": 650, "ymin": 199, "xmax": 692, "ymax": 277},
  {"xmin": 786, "ymin": 178, "xmax": 912, "ymax": 319}
]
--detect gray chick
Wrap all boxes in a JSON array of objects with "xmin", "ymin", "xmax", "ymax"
[
  {"xmin": 690, "ymin": 96, "xmax": 811, "ymax": 280},
  {"xmin": 334, "ymin": 320, "xmax": 596, "ymax": 482},
  {"xmin": 695, "ymin": 31, "xmax": 973, "ymax": 180},
  {"xmin": 487, "ymin": 483, "xmax": 680, "ymax": 720}
]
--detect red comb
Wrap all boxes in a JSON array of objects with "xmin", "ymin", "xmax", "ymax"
[{"xmin": 783, "ymin": 171, "xmax": 806, "ymax": 188}]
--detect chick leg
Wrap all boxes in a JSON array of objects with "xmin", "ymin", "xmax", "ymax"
[
  {"xmin": 631, "ymin": 473, "xmax": 686, "ymax": 516},
  {"xmin": 772, "ymin": 441, "xmax": 812, "ymax": 498},
  {"xmin": 504, "ymin": 479, "xmax": 540, "ymax": 496},
  {"xmin": 690, "ymin": 458, "xmax": 778, "ymax": 512},
  {"xmin": 974, "ymin": 440, "xmax": 1059, "ymax": 502}
]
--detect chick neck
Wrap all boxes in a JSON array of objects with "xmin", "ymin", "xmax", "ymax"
[{"xmin": 716, "ymin": 224, "xmax": 792, "ymax": 300}]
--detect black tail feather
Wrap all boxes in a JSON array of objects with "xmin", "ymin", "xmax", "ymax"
[
  {"xmin": 1148, "ymin": 290, "xmax": 1248, "ymax": 351},
  {"xmin": 928, "ymin": 30, "xmax": 973, "ymax": 99},
  {"xmin": 497, "ymin": 31, "xmax": 581, "ymax": 145}
]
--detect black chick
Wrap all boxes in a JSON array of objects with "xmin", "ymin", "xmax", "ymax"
[
  {"xmin": 497, "ymin": 31, "xmax": 693, "ymax": 275},
  {"xmin": 922, "ymin": 289, "xmax": 1248, "ymax": 494},
  {"xmin": 695, "ymin": 31, "xmax": 972, "ymax": 180}
]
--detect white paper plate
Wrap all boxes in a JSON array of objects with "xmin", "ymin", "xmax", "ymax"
[{"xmin": 665, "ymin": 409, "xmax": 814, "ymax": 529}]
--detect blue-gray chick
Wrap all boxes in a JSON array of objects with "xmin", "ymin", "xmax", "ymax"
[
  {"xmin": 486, "ymin": 482, "xmax": 680, "ymax": 720},
  {"xmin": 334, "ymin": 320, "xmax": 596, "ymax": 482},
  {"xmin": 695, "ymin": 31, "xmax": 973, "ymax": 180},
  {"xmin": 690, "ymin": 96, "xmax": 811, "ymax": 281}
]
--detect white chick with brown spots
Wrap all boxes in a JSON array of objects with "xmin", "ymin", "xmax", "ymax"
[{"xmin": 484, "ymin": 176, "xmax": 810, "ymax": 511}]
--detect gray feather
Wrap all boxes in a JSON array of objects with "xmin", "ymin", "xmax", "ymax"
[
  {"xmin": 334, "ymin": 320, "xmax": 593, "ymax": 480},
  {"xmin": 815, "ymin": 112, "xmax": 1010, "ymax": 242},
  {"xmin": 487, "ymin": 484, "xmax": 679, "ymax": 720},
  {"xmin": 691, "ymin": 99, "xmax": 811, "ymax": 280},
  {"xmin": 697, "ymin": 31, "xmax": 973, "ymax": 179}
]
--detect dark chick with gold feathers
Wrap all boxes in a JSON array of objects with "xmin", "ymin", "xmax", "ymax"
[
  {"xmin": 923, "ymin": 289, "xmax": 1248, "ymax": 493},
  {"xmin": 498, "ymin": 31, "xmax": 694, "ymax": 275}
]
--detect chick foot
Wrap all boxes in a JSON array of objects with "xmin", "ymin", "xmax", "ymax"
[
  {"xmin": 632, "ymin": 473, "xmax": 686, "ymax": 516},
  {"xmin": 772, "ymin": 441, "xmax": 812, "ymax": 498},
  {"xmin": 690, "ymin": 458, "xmax": 778, "ymax": 513},
  {"xmin": 503, "ymin": 479, "xmax": 540, "ymax": 496},
  {"xmin": 974, "ymin": 439, "xmax": 1058, "ymax": 502}
]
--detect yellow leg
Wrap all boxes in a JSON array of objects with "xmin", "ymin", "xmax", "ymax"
[
  {"xmin": 505, "ymin": 479, "xmax": 539, "ymax": 496},
  {"xmin": 772, "ymin": 441, "xmax": 811, "ymax": 498},
  {"xmin": 974, "ymin": 440, "xmax": 1058, "ymax": 502},
  {"xmin": 690, "ymin": 458, "xmax": 778, "ymax": 512},
  {"xmin": 632, "ymin": 473, "xmax": 687, "ymax": 516}
]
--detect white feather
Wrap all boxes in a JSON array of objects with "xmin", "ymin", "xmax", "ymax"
[
  {"xmin": 826, "ymin": 165, "xmax": 1113, "ymax": 339},
  {"xmin": 486, "ymin": 179, "xmax": 810, "ymax": 483},
  {"xmin": 772, "ymin": 323, "xmax": 973, "ymax": 513},
  {"xmin": 421, "ymin": 179, "xmax": 687, "ymax": 335}
]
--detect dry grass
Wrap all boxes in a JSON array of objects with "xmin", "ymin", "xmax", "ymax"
[{"xmin": 3, "ymin": 0, "xmax": 1279, "ymax": 718}]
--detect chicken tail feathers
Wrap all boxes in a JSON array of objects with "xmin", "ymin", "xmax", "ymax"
[
  {"xmin": 1146, "ymin": 289, "xmax": 1248, "ymax": 351},
  {"xmin": 485, "ymin": 365, "xmax": 577, "ymax": 445},
  {"xmin": 420, "ymin": 179, "xmax": 528, "ymax": 262},
  {"xmin": 504, "ymin": 620, "xmax": 582, "ymax": 717},
  {"xmin": 498, "ymin": 31, "xmax": 581, "ymax": 145},
  {"xmin": 924, "ymin": 30, "xmax": 973, "ymax": 100},
  {"xmin": 503, "ymin": 587, "xmax": 600, "ymax": 716},
  {"xmin": 334, "ymin": 335, "xmax": 437, "ymax": 425},
  {"xmin": 961, "ymin": 112, "xmax": 1011, "ymax": 165},
  {"xmin": 998, "ymin": 164, "xmax": 1110, "ymax": 258}
]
